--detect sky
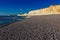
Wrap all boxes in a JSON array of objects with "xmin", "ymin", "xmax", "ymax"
[{"xmin": 0, "ymin": 0, "xmax": 60, "ymax": 15}]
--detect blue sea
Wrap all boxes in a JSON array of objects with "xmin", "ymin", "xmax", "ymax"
[{"xmin": 0, "ymin": 16, "xmax": 25, "ymax": 26}]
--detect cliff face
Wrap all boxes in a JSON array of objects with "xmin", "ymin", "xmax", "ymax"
[
  {"xmin": 18, "ymin": 5, "xmax": 60, "ymax": 18},
  {"xmin": 27, "ymin": 5, "xmax": 60, "ymax": 16}
]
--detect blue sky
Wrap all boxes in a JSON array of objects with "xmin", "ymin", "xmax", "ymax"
[{"xmin": 0, "ymin": 0, "xmax": 60, "ymax": 15}]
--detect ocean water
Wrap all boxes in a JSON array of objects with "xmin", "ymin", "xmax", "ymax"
[{"xmin": 0, "ymin": 16, "xmax": 25, "ymax": 26}]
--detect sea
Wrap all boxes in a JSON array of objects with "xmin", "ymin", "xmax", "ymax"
[{"xmin": 0, "ymin": 16, "xmax": 25, "ymax": 27}]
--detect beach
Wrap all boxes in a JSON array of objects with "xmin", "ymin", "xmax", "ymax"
[
  {"xmin": 0, "ymin": 14, "xmax": 60, "ymax": 40},
  {"xmin": 0, "ymin": 16, "xmax": 25, "ymax": 28}
]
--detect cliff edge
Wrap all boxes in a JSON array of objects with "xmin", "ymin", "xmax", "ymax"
[{"xmin": 26, "ymin": 5, "xmax": 60, "ymax": 17}]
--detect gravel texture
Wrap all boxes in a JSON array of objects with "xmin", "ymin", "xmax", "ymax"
[{"xmin": 0, "ymin": 15, "xmax": 60, "ymax": 40}]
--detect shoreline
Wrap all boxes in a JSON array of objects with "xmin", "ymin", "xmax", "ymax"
[
  {"xmin": 0, "ymin": 14, "xmax": 60, "ymax": 28},
  {"xmin": 1, "ymin": 14, "xmax": 60, "ymax": 40},
  {"xmin": 0, "ymin": 16, "xmax": 26, "ymax": 28}
]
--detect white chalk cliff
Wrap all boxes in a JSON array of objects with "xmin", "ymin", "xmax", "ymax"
[
  {"xmin": 18, "ymin": 5, "xmax": 60, "ymax": 18},
  {"xmin": 27, "ymin": 5, "xmax": 60, "ymax": 16}
]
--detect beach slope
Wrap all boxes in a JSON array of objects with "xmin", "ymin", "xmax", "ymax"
[{"xmin": 0, "ymin": 15, "xmax": 60, "ymax": 40}]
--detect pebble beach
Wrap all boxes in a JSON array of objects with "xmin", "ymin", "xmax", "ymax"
[{"xmin": 0, "ymin": 14, "xmax": 60, "ymax": 40}]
